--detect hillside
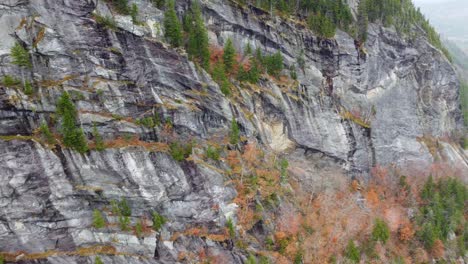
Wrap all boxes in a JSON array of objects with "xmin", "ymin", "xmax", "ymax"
[{"xmin": 0, "ymin": 0, "xmax": 466, "ymax": 263}]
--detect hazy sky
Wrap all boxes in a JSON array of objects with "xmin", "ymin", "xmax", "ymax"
[{"xmin": 412, "ymin": 0, "xmax": 468, "ymax": 52}]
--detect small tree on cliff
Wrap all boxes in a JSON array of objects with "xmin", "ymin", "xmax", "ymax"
[
  {"xmin": 186, "ymin": 2, "xmax": 210, "ymax": 69},
  {"xmin": 56, "ymin": 92, "xmax": 88, "ymax": 153},
  {"xmin": 164, "ymin": 0, "xmax": 183, "ymax": 47},
  {"xmin": 223, "ymin": 38, "xmax": 236, "ymax": 73}
]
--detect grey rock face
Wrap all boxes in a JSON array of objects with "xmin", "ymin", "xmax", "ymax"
[{"xmin": 0, "ymin": 0, "xmax": 466, "ymax": 263}]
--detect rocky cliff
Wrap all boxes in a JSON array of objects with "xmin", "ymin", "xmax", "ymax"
[{"xmin": 0, "ymin": 0, "xmax": 466, "ymax": 263}]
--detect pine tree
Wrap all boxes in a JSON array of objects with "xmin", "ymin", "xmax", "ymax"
[
  {"xmin": 186, "ymin": 2, "xmax": 210, "ymax": 69},
  {"xmin": 244, "ymin": 43, "xmax": 252, "ymax": 56},
  {"xmin": 357, "ymin": 0, "xmax": 369, "ymax": 43},
  {"xmin": 152, "ymin": 0, "xmax": 165, "ymax": 9},
  {"xmin": 130, "ymin": 3, "xmax": 139, "ymax": 24},
  {"xmin": 93, "ymin": 209, "xmax": 106, "ymax": 228},
  {"xmin": 265, "ymin": 51, "xmax": 283, "ymax": 78},
  {"xmin": 11, "ymin": 42, "xmax": 32, "ymax": 88},
  {"xmin": 229, "ymin": 118, "xmax": 240, "ymax": 145},
  {"xmin": 11, "ymin": 42, "xmax": 31, "ymax": 68},
  {"xmin": 40, "ymin": 121, "xmax": 56, "ymax": 145},
  {"xmin": 223, "ymin": 38, "xmax": 236, "ymax": 73},
  {"xmin": 371, "ymin": 218, "xmax": 390, "ymax": 244},
  {"xmin": 345, "ymin": 240, "xmax": 360, "ymax": 263},
  {"xmin": 93, "ymin": 124, "xmax": 105, "ymax": 151},
  {"xmin": 212, "ymin": 61, "xmax": 230, "ymax": 96},
  {"xmin": 164, "ymin": 0, "xmax": 183, "ymax": 47},
  {"xmin": 152, "ymin": 211, "xmax": 167, "ymax": 231},
  {"xmin": 56, "ymin": 92, "xmax": 88, "ymax": 153}
]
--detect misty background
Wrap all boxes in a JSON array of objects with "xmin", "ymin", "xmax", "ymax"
[{"xmin": 413, "ymin": 0, "xmax": 468, "ymax": 54}]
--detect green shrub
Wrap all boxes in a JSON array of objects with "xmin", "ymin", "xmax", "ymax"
[
  {"xmin": 152, "ymin": 211, "xmax": 167, "ymax": 231},
  {"xmin": 130, "ymin": 3, "xmax": 139, "ymax": 24},
  {"xmin": 118, "ymin": 198, "xmax": 132, "ymax": 217},
  {"xmin": 371, "ymin": 218, "xmax": 390, "ymax": 244},
  {"xmin": 151, "ymin": 0, "xmax": 165, "ymax": 9},
  {"xmin": 206, "ymin": 145, "xmax": 220, "ymax": 161},
  {"xmin": 279, "ymin": 158, "xmax": 288, "ymax": 183},
  {"xmin": 95, "ymin": 256, "xmax": 103, "ymax": 264},
  {"xmin": 229, "ymin": 118, "xmax": 240, "ymax": 145},
  {"xmin": 93, "ymin": 209, "xmax": 106, "ymax": 228},
  {"xmin": 277, "ymin": 238, "xmax": 289, "ymax": 254},
  {"xmin": 136, "ymin": 114, "xmax": 161, "ymax": 128},
  {"xmin": 118, "ymin": 215, "xmax": 130, "ymax": 231},
  {"xmin": 226, "ymin": 218, "xmax": 235, "ymax": 238},
  {"xmin": 293, "ymin": 250, "xmax": 303, "ymax": 264},
  {"xmin": 40, "ymin": 122, "xmax": 56, "ymax": 145},
  {"xmin": 94, "ymin": 13, "xmax": 117, "ymax": 30},
  {"xmin": 2, "ymin": 75, "xmax": 20, "ymax": 86},
  {"xmin": 24, "ymin": 80, "xmax": 33, "ymax": 95},
  {"xmin": 246, "ymin": 254, "xmax": 257, "ymax": 264},
  {"xmin": 92, "ymin": 124, "xmax": 105, "ymax": 151},
  {"xmin": 106, "ymin": 0, "xmax": 129, "ymax": 14},
  {"xmin": 134, "ymin": 221, "xmax": 143, "ymax": 237},
  {"xmin": 169, "ymin": 141, "xmax": 192, "ymax": 161},
  {"xmin": 345, "ymin": 240, "xmax": 360, "ymax": 263}
]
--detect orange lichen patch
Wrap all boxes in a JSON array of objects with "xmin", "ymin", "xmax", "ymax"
[
  {"xmin": 340, "ymin": 110, "xmax": 371, "ymax": 128},
  {"xmin": 39, "ymin": 75, "xmax": 78, "ymax": 87},
  {"xmin": 0, "ymin": 245, "xmax": 125, "ymax": 262},
  {"xmin": 16, "ymin": 18, "xmax": 27, "ymax": 30},
  {"xmin": 33, "ymin": 27, "xmax": 46, "ymax": 47},
  {"xmin": 92, "ymin": 136, "xmax": 169, "ymax": 153},
  {"xmin": 171, "ymin": 226, "xmax": 229, "ymax": 243}
]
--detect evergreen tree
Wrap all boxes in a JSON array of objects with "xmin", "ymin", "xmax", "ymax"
[
  {"xmin": 56, "ymin": 92, "xmax": 88, "ymax": 153},
  {"xmin": 40, "ymin": 121, "xmax": 56, "ymax": 145},
  {"xmin": 24, "ymin": 80, "xmax": 33, "ymax": 95},
  {"xmin": 11, "ymin": 42, "xmax": 31, "ymax": 68},
  {"xmin": 244, "ymin": 43, "xmax": 252, "ymax": 56},
  {"xmin": 345, "ymin": 240, "xmax": 360, "ymax": 263},
  {"xmin": 212, "ymin": 61, "xmax": 230, "ymax": 96},
  {"xmin": 164, "ymin": 0, "xmax": 183, "ymax": 47},
  {"xmin": 152, "ymin": 0, "xmax": 165, "ymax": 9},
  {"xmin": 357, "ymin": 0, "xmax": 369, "ymax": 43},
  {"xmin": 371, "ymin": 218, "xmax": 390, "ymax": 244},
  {"xmin": 223, "ymin": 38, "xmax": 236, "ymax": 74},
  {"xmin": 186, "ymin": 2, "xmax": 210, "ymax": 69},
  {"xmin": 11, "ymin": 42, "xmax": 32, "ymax": 88},
  {"xmin": 152, "ymin": 211, "xmax": 167, "ymax": 231},
  {"xmin": 93, "ymin": 209, "xmax": 106, "ymax": 228},
  {"xmin": 265, "ymin": 51, "xmax": 283, "ymax": 78},
  {"xmin": 229, "ymin": 118, "xmax": 240, "ymax": 145},
  {"xmin": 93, "ymin": 124, "xmax": 105, "ymax": 151},
  {"xmin": 111, "ymin": 0, "xmax": 130, "ymax": 14},
  {"xmin": 130, "ymin": 3, "xmax": 139, "ymax": 24}
]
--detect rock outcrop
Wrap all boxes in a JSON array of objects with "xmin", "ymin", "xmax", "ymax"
[{"xmin": 0, "ymin": 0, "xmax": 466, "ymax": 263}]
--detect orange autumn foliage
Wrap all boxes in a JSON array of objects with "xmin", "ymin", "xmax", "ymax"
[
  {"xmin": 398, "ymin": 223, "xmax": 415, "ymax": 242},
  {"xmin": 432, "ymin": 239, "xmax": 445, "ymax": 258}
]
